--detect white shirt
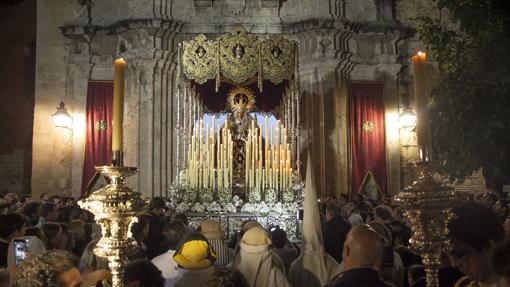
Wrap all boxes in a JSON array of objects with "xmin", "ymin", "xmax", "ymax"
[
  {"xmin": 164, "ymin": 266, "xmax": 214, "ymax": 287},
  {"xmin": 151, "ymin": 249, "xmax": 178, "ymax": 280}
]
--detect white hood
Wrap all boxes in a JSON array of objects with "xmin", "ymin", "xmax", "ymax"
[{"xmin": 288, "ymin": 153, "xmax": 341, "ymax": 286}]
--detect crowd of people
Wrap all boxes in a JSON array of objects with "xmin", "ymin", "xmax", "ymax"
[{"xmin": 0, "ymin": 189, "xmax": 508, "ymax": 287}]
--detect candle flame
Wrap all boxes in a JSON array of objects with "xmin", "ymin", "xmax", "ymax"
[{"xmin": 417, "ymin": 51, "xmax": 423, "ymax": 56}]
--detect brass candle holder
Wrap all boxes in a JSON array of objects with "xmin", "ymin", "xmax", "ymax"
[
  {"xmin": 394, "ymin": 160, "xmax": 463, "ymax": 287},
  {"xmin": 78, "ymin": 165, "xmax": 148, "ymax": 287}
]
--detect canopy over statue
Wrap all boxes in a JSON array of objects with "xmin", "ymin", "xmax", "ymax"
[{"xmin": 170, "ymin": 28, "xmax": 303, "ymax": 241}]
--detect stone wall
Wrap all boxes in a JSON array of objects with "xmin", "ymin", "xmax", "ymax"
[
  {"xmin": 0, "ymin": 149, "xmax": 31, "ymax": 195},
  {"xmin": 0, "ymin": 0, "xmax": 36, "ymax": 195},
  {"xmin": 33, "ymin": 0, "xmax": 439, "ymax": 198}
]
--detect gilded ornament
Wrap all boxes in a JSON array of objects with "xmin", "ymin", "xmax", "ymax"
[
  {"xmin": 226, "ymin": 86, "xmax": 256, "ymax": 112},
  {"xmin": 180, "ymin": 27, "xmax": 297, "ymax": 86},
  {"xmin": 362, "ymin": 120, "xmax": 374, "ymax": 133}
]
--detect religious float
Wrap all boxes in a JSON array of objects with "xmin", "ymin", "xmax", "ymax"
[{"xmin": 168, "ymin": 28, "xmax": 304, "ymax": 240}]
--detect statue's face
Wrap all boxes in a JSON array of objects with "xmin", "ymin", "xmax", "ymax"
[{"xmin": 233, "ymin": 93, "xmax": 248, "ymax": 110}]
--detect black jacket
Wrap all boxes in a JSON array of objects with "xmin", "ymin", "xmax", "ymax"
[
  {"xmin": 327, "ymin": 268, "xmax": 397, "ymax": 287},
  {"xmin": 322, "ymin": 215, "xmax": 351, "ymax": 263}
]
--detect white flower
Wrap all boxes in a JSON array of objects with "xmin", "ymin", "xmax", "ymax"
[
  {"xmin": 207, "ymin": 201, "xmax": 222, "ymax": 212},
  {"xmin": 248, "ymin": 190, "xmax": 261, "ymax": 203},
  {"xmin": 241, "ymin": 203, "xmax": 255, "ymax": 213},
  {"xmin": 259, "ymin": 201, "xmax": 269, "ymax": 214},
  {"xmin": 271, "ymin": 202, "xmax": 284, "ymax": 214},
  {"xmin": 191, "ymin": 202, "xmax": 205, "ymax": 213},
  {"xmin": 175, "ymin": 202, "xmax": 189, "ymax": 213},
  {"xmin": 224, "ymin": 203, "xmax": 237, "ymax": 213},
  {"xmin": 265, "ymin": 189, "xmax": 277, "ymax": 204}
]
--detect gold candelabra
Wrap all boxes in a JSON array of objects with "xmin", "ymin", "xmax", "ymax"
[
  {"xmin": 78, "ymin": 165, "xmax": 148, "ymax": 287},
  {"xmin": 394, "ymin": 160, "xmax": 463, "ymax": 287}
]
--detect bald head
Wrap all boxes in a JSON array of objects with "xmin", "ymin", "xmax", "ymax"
[{"xmin": 342, "ymin": 225, "xmax": 384, "ymax": 271}]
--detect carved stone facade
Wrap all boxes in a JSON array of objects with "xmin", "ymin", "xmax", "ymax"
[{"xmin": 33, "ymin": 0, "xmax": 435, "ymax": 198}]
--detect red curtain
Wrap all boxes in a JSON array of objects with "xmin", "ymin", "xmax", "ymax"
[
  {"xmin": 350, "ymin": 83, "xmax": 388, "ymax": 197},
  {"xmin": 81, "ymin": 81, "xmax": 113, "ymax": 194}
]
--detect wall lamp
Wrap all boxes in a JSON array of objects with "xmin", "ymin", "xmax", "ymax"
[{"xmin": 52, "ymin": 101, "xmax": 73, "ymax": 129}]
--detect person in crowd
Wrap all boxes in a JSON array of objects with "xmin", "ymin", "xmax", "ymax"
[
  {"xmin": 69, "ymin": 219, "xmax": 87, "ymax": 256},
  {"xmin": 57, "ymin": 206, "xmax": 73, "ymax": 223},
  {"xmin": 25, "ymin": 226, "xmax": 47, "ymax": 244},
  {"xmin": 338, "ymin": 194, "xmax": 349, "ymax": 206},
  {"xmin": 60, "ymin": 223, "xmax": 74, "ymax": 251},
  {"xmin": 327, "ymin": 225, "xmax": 395, "ymax": 287},
  {"xmin": 23, "ymin": 201, "xmax": 43, "ymax": 227},
  {"xmin": 49, "ymin": 195, "xmax": 63, "ymax": 209},
  {"xmin": 152, "ymin": 219, "xmax": 187, "ymax": 279},
  {"xmin": 493, "ymin": 199, "xmax": 509, "ymax": 222},
  {"xmin": 407, "ymin": 265, "xmax": 426, "ymax": 287},
  {"xmin": 231, "ymin": 226, "xmax": 288, "ymax": 287},
  {"xmin": 124, "ymin": 259, "xmax": 165, "ymax": 287},
  {"xmin": 207, "ymin": 267, "xmax": 250, "ymax": 287},
  {"xmin": 477, "ymin": 192, "xmax": 498, "ymax": 208},
  {"xmin": 80, "ymin": 239, "xmax": 111, "ymax": 287},
  {"xmin": 13, "ymin": 250, "xmax": 81, "ymax": 287},
  {"xmin": 129, "ymin": 216, "xmax": 149, "ymax": 260},
  {"xmin": 166, "ymin": 232, "xmax": 217, "ymax": 287},
  {"xmin": 504, "ymin": 216, "xmax": 510, "ymax": 237},
  {"xmin": 346, "ymin": 200, "xmax": 364, "ymax": 226},
  {"xmin": 172, "ymin": 214, "xmax": 189, "ymax": 230},
  {"xmin": 325, "ymin": 194, "xmax": 338, "ymax": 205},
  {"xmin": 200, "ymin": 219, "xmax": 233, "ymax": 267},
  {"xmin": 373, "ymin": 205, "xmax": 394, "ymax": 225},
  {"xmin": 492, "ymin": 238, "xmax": 510, "ymax": 287},
  {"xmin": 0, "ymin": 212, "xmax": 26, "ymax": 267},
  {"xmin": 270, "ymin": 227, "xmax": 297, "ymax": 274},
  {"xmin": 42, "ymin": 202, "xmax": 59, "ymax": 223},
  {"xmin": 42, "ymin": 222, "xmax": 64, "ymax": 250},
  {"xmin": 146, "ymin": 197, "xmax": 167, "ymax": 259},
  {"xmin": 448, "ymin": 202, "xmax": 504, "ymax": 287},
  {"xmin": 368, "ymin": 221, "xmax": 404, "ymax": 287},
  {"xmin": 40, "ymin": 192, "xmax": 49, "ymax": 203},
  {"xmin": 323, "ymin": 203, "xmax": 351, "ymax": 264}
]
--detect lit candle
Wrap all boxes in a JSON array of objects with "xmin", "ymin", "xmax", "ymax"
[
  {"xmin": 411, "ymin": 51, "xmax": 432, "ymax": 150},
  {"xmin": 112, "ymin": 58, "xmax": 126, "ymax": 155}
]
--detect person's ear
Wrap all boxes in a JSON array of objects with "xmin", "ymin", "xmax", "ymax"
[{"xmin": 343, "ymin": 245, "xmax": 350, "ymax": 259}]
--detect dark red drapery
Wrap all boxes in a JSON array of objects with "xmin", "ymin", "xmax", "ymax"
[
  {"xmin": 81, "ymin": 81, "xmax": 113, "ymax": 194},
  {"xmin": 350, "ymin": 83, "xmax": 388, "ymax": 197},
  {"xmin": 191, "ymin": 79, "xmax": 286, "ymax": 113}
]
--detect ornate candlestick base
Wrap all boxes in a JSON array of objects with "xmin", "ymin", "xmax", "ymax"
[
  {"xmin": 78, "ymin": 166, "xmax": 148, "ymax": 287},
  {"xmin": 394, "ymin": 161, "xmax": 463, "ymax": 287}
]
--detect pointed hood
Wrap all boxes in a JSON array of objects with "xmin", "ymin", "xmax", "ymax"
[{"xmin": 289, "ymin": 152, "xmax": 341, "ymax": 286}]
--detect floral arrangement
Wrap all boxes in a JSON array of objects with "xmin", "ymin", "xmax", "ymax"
[{"xmin": 166, "ymin": 181, "xmax": 303, "ymax": 214}]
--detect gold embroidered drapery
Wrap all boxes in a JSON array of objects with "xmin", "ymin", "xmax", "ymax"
[{"xmin": 180, "ymin": 28, "xmax": 297, "ymax": 91}]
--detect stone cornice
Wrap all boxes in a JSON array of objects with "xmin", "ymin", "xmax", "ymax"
[
  {"xmin": 61, "ymin": 17, "xmax": 415, "ymax": 40},
  {"xmin": 61, "ymin": 18, "xmax": 182, "ymax": 38}
]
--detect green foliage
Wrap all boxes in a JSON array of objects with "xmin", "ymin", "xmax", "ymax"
[{"xmin": 417, "ymin": 0, "xmax": 510, "ymax": 189}]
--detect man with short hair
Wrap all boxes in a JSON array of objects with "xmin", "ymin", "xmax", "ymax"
[
  {"xmin": 13, "ymin": 250, "xmax": 81, "ymax": 287},
  {"xmin": 449, "ymin": 202, "xmax": 504, "ymax": 287},
  {"xmin": 152, "ymin": 220, "xmax": 187, "ymax": 279},
  {"xmin": 43, "ymin": 203, "xmax": 59, "ymax": 223},
  {"xmin": 327, "ymin": 225, "xmax": 395, "ymax": 287},
  {"xmin": 23, "ymin": 202, "xmax": 43, "ymax": 227},
  {"xmin": 270, "ymin": 227, "xmax": 297, "ymax": 274},
  {"xmin": 146, "ymin": 197, "xmax": 167, "ymax": 259},
  {"xmin": 322, "ymin": 204, "xmax": 351, "ymax": 263}
]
